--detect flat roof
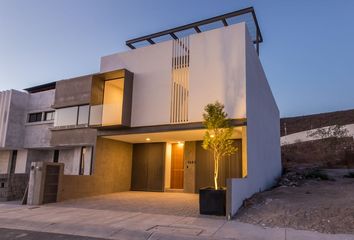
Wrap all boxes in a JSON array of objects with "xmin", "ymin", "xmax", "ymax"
[
  {"xmin": 24, "ymin": 82, "xmax": 56, "ymax": 93},
  {"xmin": 126, "ymin": 7, "xmax": 262, "ymax": 54}
]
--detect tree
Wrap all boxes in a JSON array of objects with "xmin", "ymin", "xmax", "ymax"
[{"xmin": 202, "ymin": 101, "xmax": 237, "ymax": 190}]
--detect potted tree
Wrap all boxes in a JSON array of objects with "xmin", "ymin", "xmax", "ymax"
[{"xmin": 199, "ymin": 101, "xmax": 237, "ymax": 216}]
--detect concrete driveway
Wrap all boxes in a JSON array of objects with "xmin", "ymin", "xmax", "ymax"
[{"xmin": 53, "ymin": 191, "xmax": 201, "ymax": 217}]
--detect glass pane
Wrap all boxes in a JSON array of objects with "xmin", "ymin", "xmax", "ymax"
[
  {"xmin": 54, "ymin": 106, "xmax": 78, "ymax": 127},
  {"xmin": 102, "ymin": 78, "xmax": 124, "ymax": 126},
  {"xmin": 78, "ymin": 105, "xmax": 89, "ymax": 125},
  {"xmin": 28, "ymin": 112, "xmax": 42, "ymax": 123},
  {"xmin": 80, "ymin": 146, "xmax": 93, "ymax": 175},
  {"xmin": 89, "ymin": 105, "xmax": 103, "ymax": 126},
  {"xmin": 44, "ymin": 111, "xmax": 54, "ymax": 121}
]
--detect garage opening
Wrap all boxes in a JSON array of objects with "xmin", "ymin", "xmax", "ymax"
[{"xmin": 103, "ymin": 127, "xmax": 246, "ymax": 195}]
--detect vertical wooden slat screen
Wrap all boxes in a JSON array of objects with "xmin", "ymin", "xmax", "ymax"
[{"xmin": 170, "ymin": 37, "xmax": 190, "ymax": 123}]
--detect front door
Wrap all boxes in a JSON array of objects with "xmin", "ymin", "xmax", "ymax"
[{"xmin": 170, "ymin": 143, "xmax": 184, "ymax": 189}]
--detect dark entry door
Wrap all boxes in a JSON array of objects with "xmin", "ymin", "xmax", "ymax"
[
  {"xmin": 43, "ymin": 165, "xmax": 60, "ymax": 204},
  {"xmin": 131, "ymin": 143, "xmax": 165, "ymax": 192},
  {"xmin": 170, "ymin": 143, "xmax": 184, "ymax": 189},
  {"xmin": 195, "ymin": 140, "xmax": 242, "ymax": 190}
]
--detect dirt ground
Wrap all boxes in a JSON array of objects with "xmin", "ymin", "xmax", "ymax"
[{"xmin": 236, "ymin": 169, "xmax": 354, "ymax": 234}]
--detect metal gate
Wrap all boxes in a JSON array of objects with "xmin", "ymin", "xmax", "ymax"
[{"xmin": 43, "ymin": 165, "xmax": 60, "ymax": 204}]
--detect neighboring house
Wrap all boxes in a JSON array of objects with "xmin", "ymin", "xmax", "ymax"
[
  {"xmin": 0, "ymin": 89, "xmax": 55, "ymax": 200},
  {"xmin": 0, "ymin": 7, "xmax": 281, "ymax": 216}
]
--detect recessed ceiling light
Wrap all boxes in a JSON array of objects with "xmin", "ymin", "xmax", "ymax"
[{"xmin": 146, "ymin": 138, "xmax": 151, "ymax": 141}]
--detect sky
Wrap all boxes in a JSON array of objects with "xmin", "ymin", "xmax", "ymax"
[{"xmin": 0, "ymin": 0, "xmax": 353, "ymax": 117}]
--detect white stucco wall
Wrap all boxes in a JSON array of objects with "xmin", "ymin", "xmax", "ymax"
[
  {"xmin": 189, "ymin": 23, "xmax": 246, "ymax": 121},
  {"xmin": 100, "ymin": 23, "xmax": 247, "ymax": 127},
  {"xmin": 229, "ymin": 30, "xmax": 281, "ymax": 216},
  {"xmin": 100, "ymin": 41, "xmax": 173, "ymax": 127}
]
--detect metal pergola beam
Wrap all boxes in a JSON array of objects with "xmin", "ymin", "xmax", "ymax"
[
  {"xmin": 147, "ymin": 39, "xmax": 155, "ymax": 44},
  {"xmin": 126, "ymin": 7, "xmax": 263, "ymax": 54},
  {"xmin": 170, "ymin": 33, "xmax": 178, "ymax": 40},
  {"xmin": 194, "ymin": 26, "xmax": 201, "ymax": 33}
]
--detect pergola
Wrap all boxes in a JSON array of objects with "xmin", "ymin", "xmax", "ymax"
[{"xmin": 125, "ymin": 7, "xmax": 263, "ymax": 55}]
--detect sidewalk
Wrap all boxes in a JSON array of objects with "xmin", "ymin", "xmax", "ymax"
[{"xmin": 0, "ymin": 202, "xmax": 353, "ymax": 240}]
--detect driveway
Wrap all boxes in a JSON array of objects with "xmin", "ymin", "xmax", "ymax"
[{"xmin": 53, "ymin": 191, "xmax": 201, "ymax": 217}]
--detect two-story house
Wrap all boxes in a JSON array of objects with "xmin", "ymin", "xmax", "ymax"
[{"xmin": 0, "ymin": 7, "xmax": 281, "ymax": 217}]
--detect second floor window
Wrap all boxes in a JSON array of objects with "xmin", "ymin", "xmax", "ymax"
[
  {"xmin": 44, "ymin": 111, "xmax": 55, "ymax": 121},
  {"xmin": 54, "ymin": 105, "xmax": 89, "ymax": 127},
  {"xmin": 28, "ymin": 112, "xmax": 42, "ymax": 123}
]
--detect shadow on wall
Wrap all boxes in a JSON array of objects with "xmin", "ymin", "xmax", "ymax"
[{"xmin": 196, "ymin": 24, "xmax": 246, "ymax": 119}]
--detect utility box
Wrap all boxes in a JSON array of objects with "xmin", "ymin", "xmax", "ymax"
[{"xmin": 27, "ymin": 162, "xmax": 64, "ymax": 205}]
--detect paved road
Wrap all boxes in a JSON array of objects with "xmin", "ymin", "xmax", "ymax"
[{"xmin": 0, "ymin": 228, "xmax": 106, "ymax": 240}]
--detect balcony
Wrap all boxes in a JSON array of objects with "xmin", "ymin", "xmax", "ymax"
[{"xmin": 52, "ymin": 69, "xmax": 133, "ymax": 131}]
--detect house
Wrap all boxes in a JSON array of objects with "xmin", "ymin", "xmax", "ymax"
[{"xmin": 0, "ymin": 7, "xmax": 281, "ymax": 217}]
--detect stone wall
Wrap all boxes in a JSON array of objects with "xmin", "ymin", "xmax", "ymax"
[
  {"xmin": 60, "ymin": 137, "xmax": 132, "ymax": 201},
  {"xmin": 282, "ymin": 137, "xmax": 354, "ymax": 169},
  {"xmin": 0, "ymin": 174, "xmax": 29, "ymax": 201},
  {"xmin": 280, "ymin": 109, "xmax": 354, "ymax": 136}
]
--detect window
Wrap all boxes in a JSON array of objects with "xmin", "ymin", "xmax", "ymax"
[
  {"xmin": 54, "ymin": 106, "xmax": 78, "ymax": 127},
  {"xmin": 102, "ymin": 78, "xmax": 124, "ymax": 126},
  {"xmin": 28, "ymin": 112, "xmax": 42, "ymax": 123},
  {"xmin": 44, "ymin": 111, "xmax": 55, "ymax": 121},
  {"xmin": 53, "ymin": 150, "xmax": 59, "ymax": 163},
  {"xmin": 54, "ymin": 105, "xmax": 90, "ymax": 127},
  {"xmin": 78, "ymin": 105, "xmax": 89, "ymax": 125},
  {"xmin": 79, "ymin": 146, "xmax": 93, "ymax": 175},
  {"xmin": 9, "ymin": 150, "xmax": 17, "ymax": 174}
]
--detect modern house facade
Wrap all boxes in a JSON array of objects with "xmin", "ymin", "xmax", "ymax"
[{"xmin": 0, "ymin": 7, "xmax": 281, "ymax": 216}]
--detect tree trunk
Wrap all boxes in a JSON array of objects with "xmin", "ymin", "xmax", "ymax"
[{"xmin": 214, "ymin": 153, "xmax": 219, "ymax": 190}]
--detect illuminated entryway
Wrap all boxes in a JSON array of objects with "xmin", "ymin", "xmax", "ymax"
[{"xmin": 103, "ymin": 126, "xmax": 247, "ymax": 194}]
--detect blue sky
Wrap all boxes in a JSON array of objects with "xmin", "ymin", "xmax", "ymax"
[{"xmin": 0, "ymin": 0, "xmax": 353, "ymax": 117}]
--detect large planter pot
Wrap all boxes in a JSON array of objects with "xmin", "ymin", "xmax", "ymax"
[{"xmin": 199, "ymin": 187, "xmax": 226, "ymax": 216}]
